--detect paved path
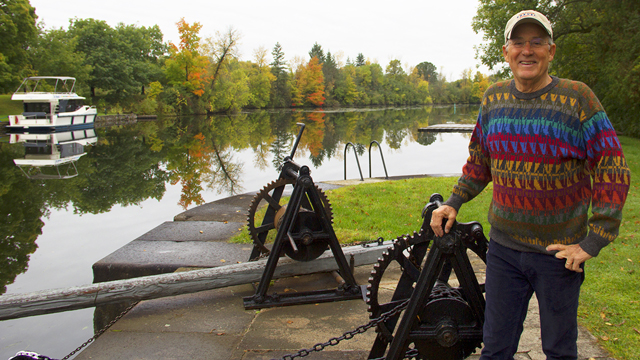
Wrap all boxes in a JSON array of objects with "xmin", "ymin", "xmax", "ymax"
[{"xmin": 77, "ymin": 180, "xmax": 614, "ymax": 360}]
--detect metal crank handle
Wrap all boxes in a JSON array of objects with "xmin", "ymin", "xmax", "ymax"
[{"xmin": 289, "ymin": 123, "xmax": 306, "ymax": 158}]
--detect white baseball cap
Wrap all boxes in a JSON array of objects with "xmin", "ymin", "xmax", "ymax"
[{"xmin": 504, "ymin": 10, "xmax": 553, "ymax": 43}]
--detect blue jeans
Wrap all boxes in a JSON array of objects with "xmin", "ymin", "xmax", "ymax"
[{"xmin": 480, "ymin": 241, "xmax": 585, "ymax": 360}]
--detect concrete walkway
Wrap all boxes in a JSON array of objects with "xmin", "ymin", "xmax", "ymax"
[{"xmin": 78, "ymin": 181, "xmax": 615, "ymax": 360}]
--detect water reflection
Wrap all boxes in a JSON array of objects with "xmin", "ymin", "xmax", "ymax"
[
  {"xmin": 11, "ymin": 129, "xmax": 97, "ymax": 180},
  {"xmin": 0, "ymin": 105, "xmax": 478, "ymax": 294}
]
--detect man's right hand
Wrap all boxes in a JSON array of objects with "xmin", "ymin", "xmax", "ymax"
[{"xmin": 430, "ymin": 205, "xmax": 458, "ymax": 237}]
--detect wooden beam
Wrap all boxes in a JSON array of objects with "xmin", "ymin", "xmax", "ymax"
[{"xmin": 0, "ymin": 243, "xmax": 392, "ymax": 321}]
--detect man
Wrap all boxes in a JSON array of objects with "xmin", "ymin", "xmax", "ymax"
[{"xmin": 430, "ymin": 10, "xmax": 630, "ymax": 360}]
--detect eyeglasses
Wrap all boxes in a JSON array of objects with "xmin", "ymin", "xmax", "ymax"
[{"xmin": 509, "ymin": 38, "xmax": 549, "ymax": 49}]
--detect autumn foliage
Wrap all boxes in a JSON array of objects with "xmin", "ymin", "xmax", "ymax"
[
  {"xmin": 165, "ymin": 18, "xmax": 211, "ymax": 97},
  {"xmin": 292, "ymin": 57, "xmax": 325, "ymax": 107}
]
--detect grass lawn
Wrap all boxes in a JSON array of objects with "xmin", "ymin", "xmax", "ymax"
[
  {"xmin": 0, "ymin": 94, "xmax": 22, "ymax": 121},
  {"xmin": 235, "ymin": 136, "xmax": 639, "ymax": 360}
]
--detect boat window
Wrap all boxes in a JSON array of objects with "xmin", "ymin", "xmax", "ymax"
[
  {"xmin": 67, "ymin": 99, "xmax": 84, "ymax": 111},
  {"xmin": 24, "ymin": 144, "xmax": 54, "ymax": 155},
  {"xmin": 59, "ymin": 143, "xmax": 84, "ymax": 157},
  {"xmin": 23, "ymin": 102, "xmax": 50, "ymax": 114},
  {"xmin": 57, "ymin": 99, "xmax": 84, "ymax": 113}
]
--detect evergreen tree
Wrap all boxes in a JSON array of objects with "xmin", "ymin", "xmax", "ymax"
[
  {"xmin": 323, "ymin": 51, "xmax": 339, "ymax": 102},
  {"xmin": 270, "ymin": 42, "xmax": 291, "ymax": 108},
  {"xmin": 355, "ymin": 53, "xmax": 366, "ymax": 67},
  {"xmin": 309, "ymin": 42, "xmax": 325, "ymax": 64},
  {"xmin": 270, "ymin": 42, "xmax": 286, "ymax": 77}
]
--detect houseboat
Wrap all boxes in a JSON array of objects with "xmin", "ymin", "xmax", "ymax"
[{"xmin": 7, "ymin": 76, "xmax": 97, "ymax": 131}]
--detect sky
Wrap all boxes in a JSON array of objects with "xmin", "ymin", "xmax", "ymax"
[{"xmin": 29, "ymin": 0, "xmax": 491, "ymax": 81}]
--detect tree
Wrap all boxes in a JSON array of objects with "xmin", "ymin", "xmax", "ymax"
[
  {"xmin": 291, "ymin": 56, "xmax": 325, "ymax": 107},
  {"xmin": 244, "ymin": 49, "xmax": 275, "ymax": 108},
  {"xmin": 207, "ymin": 59, "xmax": 251, "ymax": 113},
  {"xmin": 68, "ymin": 19, "xmax": 166, "ymax": 99},
  {"xmin": 115, "ymin": 23, "xmax": 166, "ymax": 95},
  {"xmin": 269, "ymin": 42, "xmax": 291, "ymax": 108},
  {"xmin": 203, "ymin": 27, "xmax": 241, "ymax": 92},
  {"xmin": 309, "ymin": 42, "xmax": 324, "ymax": 64},
  {"xmin": 32, "ymin": 28, "xmax": 91, "ymax": 91},
  {"xmin": 164, "ymin": 18, "xmax": 210, "ymax": 97},
  {"xmin": 322, "ymin": 51, "xmax": 339, "ymax": 104},
  {"xmin": 355, "ymin": 53, "xmax": 366, "ymax": 67},
  {"xmin": 0, "ymin": 0, "xmax": 38, "ymax": 92},
  {"xmin": 334, "ymin": 65, "xmax": 359, "ymax": 105},
  {"xmin": 385, "ymin": 59, "xmax": 405, "ymax": 77},
  {"xmin": 415, "ymin": 61, "xmax": 437, "ymax": 82}
]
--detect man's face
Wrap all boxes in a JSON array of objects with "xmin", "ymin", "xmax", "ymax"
[{"xmin": 502, "ymin": 22, "xmax": 556, "ymax": 90}]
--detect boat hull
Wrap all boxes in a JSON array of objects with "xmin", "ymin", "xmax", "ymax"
[{"xmin": 7, "ymin": 109, "xmax": 97, "ymax": 132}]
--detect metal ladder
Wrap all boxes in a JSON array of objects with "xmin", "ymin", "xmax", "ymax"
[{"xmin": 343, "ymin": 141, "xmax": 389, "ymax": 181}]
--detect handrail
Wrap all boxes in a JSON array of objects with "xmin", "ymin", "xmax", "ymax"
[
  {"xmin": 369, "ymin": 140, "xmax": 389, "ymax": 179},
  {"xmin": 344, "ymin": 142, "xmax": 364, "ymax": 181}
]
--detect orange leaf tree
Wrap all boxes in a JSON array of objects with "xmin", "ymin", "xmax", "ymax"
[
  {"xmin": 164, "ymin": 18, "xmax": 211, "ymax": 96},
  {"xmin": 292, "ymin": 56, "xmax": 325, "ymax": 107}
]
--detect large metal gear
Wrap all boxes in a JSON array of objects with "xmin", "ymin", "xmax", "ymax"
[
  {"xmin": 367, "ymin": 231, "xmax": 484, "ymax": 360},
  {"xmin": 247, "ymin": 177, "xmax": 333, "ymax": 261},
  {"xmin": 367, "ymin": 232, "xmax": 431, "ymax": 342}
]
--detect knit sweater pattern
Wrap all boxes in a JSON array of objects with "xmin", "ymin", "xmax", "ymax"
[{"xmin": 445, "ymin": 76, "xmax": 630, "ymax": 256}]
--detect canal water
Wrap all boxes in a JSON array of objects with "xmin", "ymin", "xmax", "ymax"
[{"xmin": 0, "ymin": 105, "xmax": 478, "ymax": 359}]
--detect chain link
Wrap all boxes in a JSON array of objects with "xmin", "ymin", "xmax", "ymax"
[
  {"xmin": 273, "ymin": 298, "xmax": 411, "ymax": 360},
  {"xmin": 60, "ymin": 301, "xmax": 140, "ymax": 360}
]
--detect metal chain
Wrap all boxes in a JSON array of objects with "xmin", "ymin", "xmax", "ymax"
[
  {"xmin": 273, "ymin": 298, "xmax": 411, "ymax": 360},
  {"xmin": 60, "ymin": 301, "xmax": 140, "ymax": 360}
]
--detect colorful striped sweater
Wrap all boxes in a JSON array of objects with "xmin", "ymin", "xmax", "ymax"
[{"xmin": 444, "ymin": 76, "xmax": 630, "ymax": 256}]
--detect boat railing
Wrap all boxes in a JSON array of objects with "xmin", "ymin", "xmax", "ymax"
[{"xmin": 14, "ymin": 76, "xmax": 77, "ymax": 94}]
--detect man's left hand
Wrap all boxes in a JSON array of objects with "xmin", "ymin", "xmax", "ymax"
[{"xmin": 546, "ymin": 244, "xmax": 593, "ymax": 273}]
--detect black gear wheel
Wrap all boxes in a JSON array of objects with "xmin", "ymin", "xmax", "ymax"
[
  {"xmin": 247, "ymin": 178, "xmax": 333, "ymax": 259},
  {"xmin": 367, "ymin": 233, "xmax": 429, "ymax": 328},
  {"xmin": 366, "ymin": 232, "xmax": 484, "ymax": 359}
]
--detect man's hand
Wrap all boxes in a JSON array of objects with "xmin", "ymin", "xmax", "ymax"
[
  {"xmin": 430, "ymin": 205, "xmax": 458, "ymax": 237},
  {"xmin": 546, "ymin": 244, "xmax": 593, "ymax": 273}
]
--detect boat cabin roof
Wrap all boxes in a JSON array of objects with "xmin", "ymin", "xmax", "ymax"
[{"xmin": 13, "ymin": 76, "xmax": 78, "ymax": 95}]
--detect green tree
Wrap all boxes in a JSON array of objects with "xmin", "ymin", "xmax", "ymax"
[
  {"xmin": 355, "ymin": 53, "xmax": 366, "ymax": 67},
  {"xmin": 308, "ymin": 42, "xmax": 325, "ymax": 64},
  {"xmin": 385, "ymin": 59, "xmax": 406, "ymax": 77},
  {"xmin": 269, "ymin": 42, "xmax": 291, "ymax": 108},
  {"xmin": 32, "ymin": 28, "xmax": 91, "ymax": 91},
  {"xmin": 203, "ymin": 27, "xmax": 240, "ymax": 92},
  {"xmin": 115, "ymin": 23, "xmax": 166, "ymax": 96},
  {"xmin": 244, "ymin": 50, "xmax": 274, "ymax": 109},
  {"xmin": 334, "ymin": 65, "xmax": 359, "ymax": 105},
  {"xmin": 322, "ymin": 51, "xmax": 339, "ymax": 105},
  {"xmin": 68, "ymin": 19, "xmax": 165, "ymax": 99},
  {"xmin": 0, "ymin": 0, "xmax": 38, "ymax": 93},
  {"xmin": 415, "ymin": 61, "xmax": 437, "ymax": 82},
  {"xmin": 207, "ymin": 59, "xmax": 251, "ymax": 113}
]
